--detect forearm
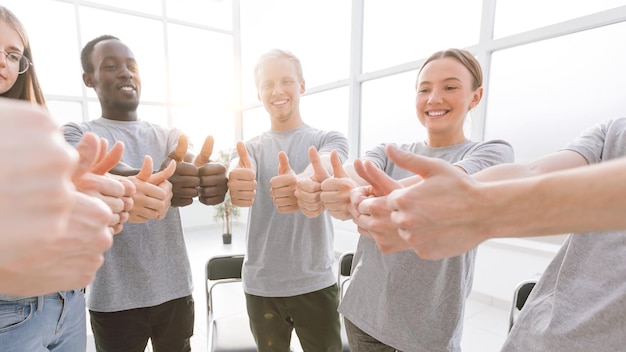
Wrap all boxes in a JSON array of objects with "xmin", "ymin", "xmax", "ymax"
[{"xmin": 483, "ymin": 157, "xmax": 626, "ymax": 238}]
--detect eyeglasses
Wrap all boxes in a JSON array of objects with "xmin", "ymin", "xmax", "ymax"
[{"xmin": 0, "ymin": 49, "xmax": 32, "ymax": 74}]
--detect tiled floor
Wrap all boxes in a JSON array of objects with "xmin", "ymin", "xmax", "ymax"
[{"xmin": 87, "ymin": 224, "xmax": 510, "ymax": 351}]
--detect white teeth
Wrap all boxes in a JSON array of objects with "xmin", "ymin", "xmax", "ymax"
[
  {"xmin": 273, "ymin": 100, "xmax": 287, "ymax": 105},
  {"xmin": 120, "ymin": 86, "xmax": 134, "ymax": 91},
  {"xmin": 428, "ymin": 110, "xmax": 446, "ymax": 116}
]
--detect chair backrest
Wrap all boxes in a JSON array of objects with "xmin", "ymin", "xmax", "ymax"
[
  {"xmin": 337, "ymin": 251, "xmax": 354, "ymax": 352},
  {"xmin": 207, "ymin": 255, "xmax": 244, "ymax": 280},
  {"xmin": 205, "ymin": 254, "xmax": 257, "ymax": 352},
  {"xmin": 205, "ymin": 254, "xmax": 245, "ymax": 313},
  {"xmin": 508, "ymin": 279, "xmax": 538, "ymax": 332},
  {"xmin": 337, "ymin": 251, "xmax": 354, "ymax": 301}
]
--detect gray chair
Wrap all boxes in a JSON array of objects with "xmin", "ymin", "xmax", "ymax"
[
  {"xmin": 337, "ymin": 251, "xmax": 355, "ymax": 351},
  {"xmin": 508, "ymin": 279, "xmax": 538, "ymax": 332},
  {"xmin": 338, "ymin": 251, "xmax": 354, "ymax": 301},
  {"xmin": 205, "ymin": 254, "xmax": 257, "ymax": 352}
]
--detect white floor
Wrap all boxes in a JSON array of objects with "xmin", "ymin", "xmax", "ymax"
[{"xmin": 87, "ymin": 224, "xmax": 510, "ymax": 352}]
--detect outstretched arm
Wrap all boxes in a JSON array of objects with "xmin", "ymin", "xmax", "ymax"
[{"xmin": 385, "ymin": 144, "xmax": 626, "ymax": 259}]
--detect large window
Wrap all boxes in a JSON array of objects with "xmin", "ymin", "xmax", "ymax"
[
  {"xmin": 360, "ymin": 71, "xmax": 424, "ymax": 155},
  {"xmin": 4, "ymin": 0, "xmax": 236, "ymax": 152},
  {"xmin": 4, "ymin": 0, "xmax": 626, "ymax": 246},
  {"xmin": 362, "ymin": 0, "xmax": 483, "ymax": 73},
  {"xmin": 493, "ymin": 0, "xmax": 626, "ymax": 37},
  {"xmin": 238, "ymin": 0, "xmax": 352, "ymax": 117},
  {"xmin": 485, "ymin": 21, "xmax": 626, "ymax": 163}
]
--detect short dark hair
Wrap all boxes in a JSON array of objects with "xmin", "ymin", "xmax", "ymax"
[{"xmin": 81, "ymin": 35, "xmax": 120, "ymax": 73}]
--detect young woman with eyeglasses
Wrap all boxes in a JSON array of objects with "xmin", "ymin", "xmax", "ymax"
[
  {"xmin": 0, "ymin": 5, "xmax": 129, "ymax": 352},
  {"xmin": 0, "ymin": 6, "xmax": 44, "ymax": 103}
]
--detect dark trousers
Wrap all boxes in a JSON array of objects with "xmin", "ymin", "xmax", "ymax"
[
  {"xmin": 89, "ymin": 295, "xmax": 194, "ymax": 352},
  {"xmin": 246, "ymin": 284, "xmax": 343, "ymax": 352},
  {"xmin": 344, "ymin": 317, "xmax": 399, "ymax": 352}
]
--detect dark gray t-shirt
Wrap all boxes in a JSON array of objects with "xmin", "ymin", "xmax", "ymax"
[
  {"xmin": 339, "ymin": 139, "xmax": 514, "ymax": 352},
  {"xmin": 63, "ymin": 118, "xmax": 193, "ymax": 312},
  {"xmin": 502, "ymin": 118, "xmax": 626, "ymax": 351}
]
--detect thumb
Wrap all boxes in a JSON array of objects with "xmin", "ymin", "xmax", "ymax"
[
  {"xmin": 277, "ymin": 151, "xmax": 293, "ymax": 175},
  {"xmin": 308, "ymin": 146, "xmax": 330, "ymax": 181},
  {"xmin": 236, "ymin": 141, "xmax": 252, "ymax": 168},
  {"xmin": 172, "ymin": 135, "xmax": 188, "ymax": 162},
  {"xmin": 193, "ymin": 135, "xmax": 214, "ymax": 166},
  {"xmin": 149, "ymin": 159, "xmax": 176, "ymax": 185},
  {"xmin": 73, "ymin": 132, "xmax": 100, "ymax": 180},
  {"xmin": 386, "ymin": 144, "xmax": 447, "ymax": 179},
  {"xmin": 330, "ymin": 150, "xmax": 348, "ymax": 178},
  {"xmin": 95, "ymin": 137, "xmax": 108, "ymax": 164},
  {"xmin": 354, "ymin": 159, "xmax": 402, "ymax": 196},
  {"xmin": 135, "ymin": 156, "xmax": 154, "ymax": 182},
  {"xmin": 90, "ymin": 141, "xmax": 124, "ymax": 175}
]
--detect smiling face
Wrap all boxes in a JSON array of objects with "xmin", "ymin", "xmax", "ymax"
[
  {"xmin": 415, "ymin": 57, "xmax": 483, "ymax": 146},
  {"xmin": 0, "ymin": 20, "xmax": 24, "ymax": 95},
  {"xmin": 83, "ymin": 39, "xmax": 141, "ymax": 121},
  {"xmin": 256, "ymin": 57, "xmax": 305, "ymax": 131}
]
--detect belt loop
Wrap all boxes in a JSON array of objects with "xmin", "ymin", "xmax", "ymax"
[{"xmin": 36, "ymin": 295, "xmax": 44, "ymax": 313}]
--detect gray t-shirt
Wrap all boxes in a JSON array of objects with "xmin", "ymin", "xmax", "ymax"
[
  {"xmin": 233, "ymin": 124, "xmax": 349, "ymax": 297},
  {"xmin": 339, "ymin": 139, "xmax": 514, "ymax": 352},
  {"xmin": 63, "ymin": 118, "xmax": 193, "ymax": 312},
  {"xmin": 502, "ymin": 118, "xmax": 626, "ymax": 351}
]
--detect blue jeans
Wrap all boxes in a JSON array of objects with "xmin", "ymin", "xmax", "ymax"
[{"xmin": 0, "ymin": 290, "xmax": 86, "ymax": 352}]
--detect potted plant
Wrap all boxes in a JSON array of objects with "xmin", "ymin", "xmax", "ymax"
[{"xmin": 213, "ymin": 149, "xmax": 240, "ymax": 244}]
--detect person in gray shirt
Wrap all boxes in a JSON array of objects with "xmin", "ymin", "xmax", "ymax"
[
  {"xmin": 228, "ymin": 48, "xmax": 348, "ymax": 352},
  {"xmin": 315, "ymin": 48, "xmax": 514, "ymax": 351},
  {"xmin": 375, "ymin": 119, "xmax": 626, "ymax": 351},
  {"xmin": 63, "ymin": 35, "xmax": 227, "ymax": 352}
]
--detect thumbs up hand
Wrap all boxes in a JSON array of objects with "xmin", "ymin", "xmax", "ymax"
[
  {"xmin": 318, "ymin": 150, "xmax": 359, "ymax": 220},
  {"xmin": 127, "ymin": 156, "xmax": 175, "ymax": 223},
  {"xmin": 193, "ymin": 136, "xmax": 214, "ymax": 167},
  {"xmin": 193, "ymin": 136, "xmax": 227, "ymax": 205},
  {"xmin": 165, "ymin": 135, "xmax": 201, "ymax": 207},
  {"xmin": 72, "ymin": 134, "xmax": 136, "ymax": 234},
  {"xmin": 349, "ymin": 158, "xmax": 409, "ymax": 253},
  {"xmin": 269, "ymin": 151, "xmax": 299, "ymax": 214},
  {"xmin": 227, "ymin": 141, "xmax": 257, "ymax": 207},
  {"xmin": 294, "ymin": 147, "xmax": 331, "ymax": 218}
]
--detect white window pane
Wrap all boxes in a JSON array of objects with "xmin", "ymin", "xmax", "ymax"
[
  {"xmin": 172, "ymin": 106, "xmax": 236, "ymax": 155},
  {"xmin": 167, "ymin": 24, "xmax": 234, "ymax": 108},
  {"xmin": 47, "ymin": 100, "xmax": 83, "ymax": 127},
  {"xmin": 485, "ymin": 22, "xmax": 626, "ymax": 162},
  {"xmin": 242, "ymin": 106, "xmax": 270, "ymax": 141},
  {"xmin": 361, "ymin": 71, "xmax": 426, "ymax": 156},
  {"xmin": 300, "ymin": 88, "xmax": 350, "ymax": 139},
  {"xmin": 85, "ymin": 0, "xmax": 162, "ymax": 16},
  {"xmin": 239, "ymin": 0, "xmax": 351, "ymax": 105},
  {"xmin": 494, "ymin": 0, "xmax": 626, "ymax": 38},
  {"xmin": 166, "ymin": 0, "xmax": 232, "ymax": 30},
  {"xmin": 4, "ymin": 1, "xmax": 83, "ymax": 96},
  {"xmin": 363, "ymin": 0, "xmax": 483, "ymax": 73},
  {"xmin": 79, "ymin": 7, "xmax": 167, "ymax": 102}
]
